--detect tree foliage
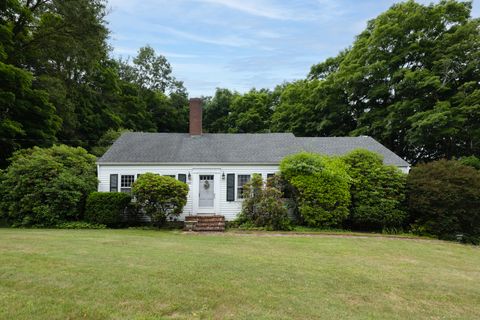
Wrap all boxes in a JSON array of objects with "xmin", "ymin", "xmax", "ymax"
[
  {"xmin": 270, "ymin": 0, "xmax": 480, "ymax": 163},
  {"xmin": 0, "ymin": 1, "xmax": 188, "ymax": 167},
  {"xmin": 0, "ymin": 145, "xmax": 97, "ymax": 226},
  {"xmin": 407, "ymin": 159, "xmax": 480, "ymax": 244},
  {"xmin": 343, "ymin": 149, "xmax": 407, "ymax": 231},
  {"xmin": 132, "ymin": 173, "xmax": 189, "ymax": 226}
]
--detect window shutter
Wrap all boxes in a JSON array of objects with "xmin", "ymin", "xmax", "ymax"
[
  {"xmin": 110, "ymin": 174, "xmax": 118, "ymax": 192},
  {"xmin": 178, "ymin": 174, "xmax": 187, "ymax": 183},
  {"xmin": 226, "ymin": 174, "xmax": 235, "ymax": 201}
]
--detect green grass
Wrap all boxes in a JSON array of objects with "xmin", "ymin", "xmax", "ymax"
[{"xmin": 1, "ymin": 229, "xmax": 479, "ymax": 319}]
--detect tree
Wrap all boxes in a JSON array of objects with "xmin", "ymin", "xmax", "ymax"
[
  {"xmin": 407, "ymin": 159, "xmax": 480, "ymax": 244},
  {"xmin": 343, "ymin": 149, "xmax": 407, "ymax": 231},
  {"xmin": 274, "ymin": 1, "xmax": 480, "ymax": 163},
  {"xmin": 228, "ymin": 89, "xmax": 273, "ymax": 133},
  {"xmin": 0, "ymin": 145, "xmax": 97, "ymax": 226},
  {"xmin": 90, "ymin": 128, "xmax": 131, "ymax": 157},
  {"xmin": 334, "ymin": 0, "xmax": 480, "ymax": 162},
  {"xmin": 132, "ymin": 173, "xmax": 189, "ymax": 226},
  {"xmin": 118, "ymin": 45, "xmax": 185, "ymax": 94},
  {"xmin": 0, "ymin": 61, "xmax": 61, "ymax": 167},
  {"xmin": 271, "ymin": 79, "xmax": 354, "ymax": 136},
  {"xmin": 203, "ymin": 88, "xmax": 237, "ymax": 133},
  {"xmin": 280, "ymin": 152, "xmax": 351, "ymax": 228}
]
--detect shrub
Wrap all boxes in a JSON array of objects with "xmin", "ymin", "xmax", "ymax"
[
  {"xmin": 459, "ymin": 155, "xmax": 480, "ymax": 170},
  {"xmin": 0, "ymin": 145, "xmax": 97, "ymax": 227},
  {"xmin": 237, "ymin": 174, "xmax": 291, "ymax": 230},
  {"xmin": 55, "ymin": 221, "xmax": 106, "ymax": 229},
  {"xmin": 85, "ymin": 192, "xmax": 132, "ymax": 227},
  {"xmin": 132, "ymin": 173, "xmax": 189, "ymax": 226},
  {"xmin": 407, "ymin": 160, "xmax": 480, "ymax": 244},
  {"xmin": 280, "ymin": 152, "xmax": 351, "ymax": 228},
  {"xmin": 343, "ymin": 149, "xmax": 407, "ymax": 231}
]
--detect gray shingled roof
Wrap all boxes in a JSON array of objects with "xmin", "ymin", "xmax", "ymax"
[{"xmin": 98, "ymin": 132, "xmax": 409, "ymax": 167}]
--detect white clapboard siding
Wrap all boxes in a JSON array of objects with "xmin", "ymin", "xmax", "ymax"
[{"xmin": 97, "ymin": 163, "xmax": 279, "ymax": 221}]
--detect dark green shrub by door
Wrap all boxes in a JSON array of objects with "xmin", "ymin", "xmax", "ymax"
[{"xmin": 85, "ymin": 192, "xmax": 132, "ymax": 227}]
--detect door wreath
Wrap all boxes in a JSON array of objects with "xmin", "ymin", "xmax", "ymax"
[{"xmin": 203, "ymin": 180, "xmax": 210, "ymax": 190}]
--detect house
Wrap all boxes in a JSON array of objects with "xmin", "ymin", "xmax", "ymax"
[{"xmin": 97, "ymin": 98, "xmax": 410, "ymax": 223}]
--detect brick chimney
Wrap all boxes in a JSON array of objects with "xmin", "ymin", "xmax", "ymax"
[{"xmin": 189, "ymin": 98, "xmax": 202, "ymax": 135}]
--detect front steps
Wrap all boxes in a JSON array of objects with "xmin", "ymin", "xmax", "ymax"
[{"xmin": 184, "ymin": 215, "xmax": 225, "ymax": 232}]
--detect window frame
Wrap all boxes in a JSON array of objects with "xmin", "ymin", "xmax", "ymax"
[
  {"xmin": 236, "ymin": 174, "xmax": 251, "ymax": 200},
  {"xmin": 120, "ymin": 174, "xmax": 135, "ymax": 193}
]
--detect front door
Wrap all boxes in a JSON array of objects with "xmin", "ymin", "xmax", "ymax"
[{"xmin": 198, "ymin": 175, "xmax": 215, "ymax": 211}]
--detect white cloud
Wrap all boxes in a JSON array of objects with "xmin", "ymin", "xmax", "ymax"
[
  {"xmin": 154, "ymin": 25, "xmax": 255, "ymax": 47},
  {"xmin": 197, "ymin": 0, "xmax": 300, "ymax": 20}
]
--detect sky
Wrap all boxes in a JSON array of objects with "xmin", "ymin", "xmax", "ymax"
[{"xmin": 106, "ymin": 0, "xmax": 480, "ymax": 97}]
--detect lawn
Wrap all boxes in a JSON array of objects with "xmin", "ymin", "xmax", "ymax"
[{"xmin": 0, "ymin": 229, "xmax": 479, "ymax": 320}]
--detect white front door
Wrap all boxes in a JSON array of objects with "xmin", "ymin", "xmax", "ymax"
[{"xmin": 198, "ymin": 174, "xmax": 215, "ymax": 213}]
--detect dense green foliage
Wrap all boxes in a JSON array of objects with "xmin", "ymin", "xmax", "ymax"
[
  {"xmin": 407, "ymin": 160, "xmax": 480, "ymax": 244},
  {"xmin": 0, "ymin": 0, "xmax": 188, "ymax": 167},
  {"xmin": 85, "ymin": 192, "xmax": 132, "ymax": 227},
  {"xmin": 274, "ymin": 0, "xmax": 480, "ymax": 163},
  {"xmin": 343, "ymin": 149, "xmax": 407, "ymax": 231},
  {"xmin": 132, "ymin": 173, "xmax": 189, "ymax": 226},
  {"xmin": 203, "ymin": 1, "xmax": 480, "ymax": 164},
  {"xmin": 0, "ymin": 145, "xmax": 97, "ymax": 226},
  {"xmin": 280, "ymin": 152, "xmax": 351, "ymax": 228},
  {"xmin": 237, "ymin": 174, "xmax": 291, "ymax": 230},
  {"xmin": 459, "ymin": 155, "xmax": 480, "ymax": 170},
  {"xmin": 1, "ymin": 0, "xmax": 479, "ymax": 167}
]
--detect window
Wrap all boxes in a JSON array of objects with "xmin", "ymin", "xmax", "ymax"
[
  {"xmin": 237, "ymin": 174, "xmax": 250, "ymax": 199},
  {"xmin": 164, "ymin": 175, "xmax": 176, "ymax": 178},
  {"xmin": 120, "ymin": 175, "xmax": 135, "ymax": 193},
  {"xmin": 267, "ymin": 173, "xmax": 275, "ymax": 179},
  {"xmin": 110, "ymin": 174, "xmax": 118, "ymax": 192},
  {"xmin": 178, "ymin": 174, "xmax": 187, "ymax": 183}
]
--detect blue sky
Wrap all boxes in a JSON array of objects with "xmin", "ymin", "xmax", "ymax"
[{"xmin": 106, "ymin": 0, "xmax": 480, "ymax": 97}]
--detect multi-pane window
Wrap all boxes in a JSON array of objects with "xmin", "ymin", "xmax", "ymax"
[
  {"xmin": 237, "ymin": 174, "xmax": 251, "ymax": 199},
  {"xmin": 120, "ymin": 175, "xmax": 135, "ymax": 193}
]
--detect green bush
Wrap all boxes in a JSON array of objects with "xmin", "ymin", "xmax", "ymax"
[
  {"xmin": 459, "ymin": 155, "xmax": 480, "ymax": 170},
  {"xmin": 0, "ymin": 145, "xmax": 97, "ymax": 227},
  {"xmin": 237, "ymin": 174, "xmax": 291, "ymax": 231},
  {"xmin": 85, "ymin": 192, "xmax": 132, "ymax": 227},
  {"xmin": 55, "ymin": 221, "xmax": 106, "ymax": 229},
  {"xmin": 280, "ymin": 152, "xmax": 351, "ymax": 228},
  {"xmin": 343, "ymin": 149, "xmax": 407, "ymax": 231},
  {"xmin": 132, "ymin": 173, "xmax": 189, "ymax": 226},
  {"xmin": 407, "ymin": 160, "xmax": 480, "ymax": 244}
]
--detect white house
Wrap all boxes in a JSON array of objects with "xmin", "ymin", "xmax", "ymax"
[{"xmin": 97, "ymin": 98, "xmax": 410, "ymax": 222}]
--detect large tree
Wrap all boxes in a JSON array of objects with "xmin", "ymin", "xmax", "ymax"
[
  {"xmin": 275, "ymin": 0, "xmax": 480, "ymax": 163},
  {"xmin": 0, "ymin": 1, "xmax": 189, "ymax": 166}
]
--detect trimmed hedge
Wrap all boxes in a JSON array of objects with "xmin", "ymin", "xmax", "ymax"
[{"xmin": 85, "ymin": 192, "xmax": 131, "ymax": 227}]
